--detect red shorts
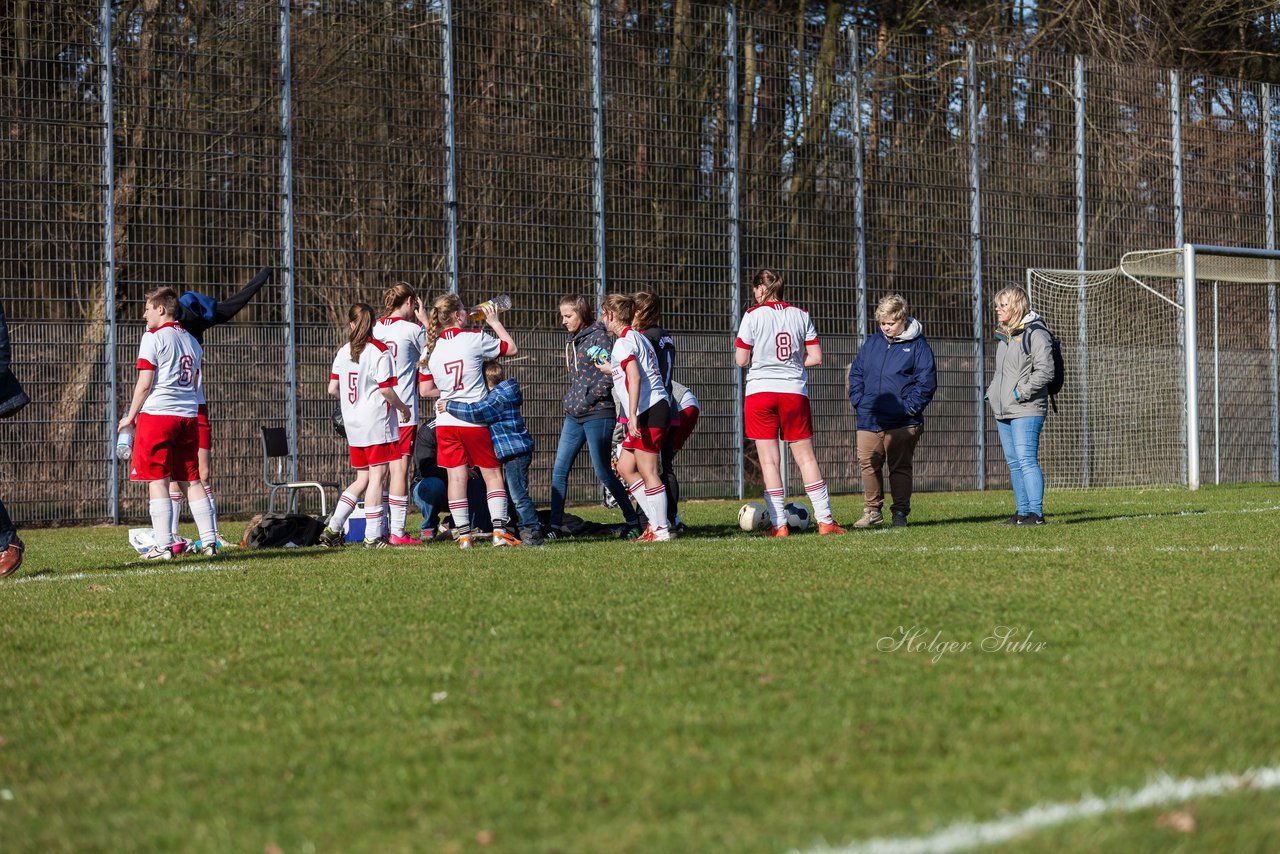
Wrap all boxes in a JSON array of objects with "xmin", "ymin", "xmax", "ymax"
[
  {"xmin": 670, "ymin": 406, "xmax": 700, "ymax": 452},
  {"xmin": 622, "ymin": 423, "xmax": 668, "ymax": 455},
  {"xmin": 348, "ymin": 441, "xmax": 399, "ymax": 469},
  {"xmin": 197, "ymin": 403, "xmax": 211, "ymax": 451},
  {"xmin": 393, "ymin": 424, "xmax": 418, "ymax": 457},
  {"xmin": 131, "ymin": 412, "xmax": 200, "ymax": 482},
  {"xmin": 745, "ymin": 392, "xmax": 813, "ymax": 442},
  {"xmin": 437, "ymin": 425, "xmax": 499, "ymax": 469}
]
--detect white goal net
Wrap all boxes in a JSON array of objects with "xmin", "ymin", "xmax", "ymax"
[{"xmin": 1028, "ymin": 247, "xmax": 1280, "ymax": 489}]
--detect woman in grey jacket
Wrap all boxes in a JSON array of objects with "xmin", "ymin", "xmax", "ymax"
[
  {"xmin": 547, "ymin": 295, "xmax": 641, "ymax": 537},
  {"xmin": 986, "ymin": 286, "xmax": 1054, "ymax": 525}
]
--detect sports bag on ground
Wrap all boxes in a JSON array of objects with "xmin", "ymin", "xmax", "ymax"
[{"xmin": 241, "ymin": 512, "xmax": 325, "ymax": 548}]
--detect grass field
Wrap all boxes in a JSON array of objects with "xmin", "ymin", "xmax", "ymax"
[{"xmin": 3, "ymin": 484, "xmax": 1279, "ymax": 853}]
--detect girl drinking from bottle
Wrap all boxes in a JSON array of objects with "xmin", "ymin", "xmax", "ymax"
[{"xmin": 419, "ymin": 294, "xmax": 519, "ymax": 549}]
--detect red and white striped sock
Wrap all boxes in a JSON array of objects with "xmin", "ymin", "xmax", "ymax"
[
  {"xmin": 328, "ymin": 491, "xmax": 360, "ymax": 532},
  {"xmin": 388, "ymin": 494, "xmax": 409, "ymax": 537},
  {"xmin": 449, "ymin": 500, "xmax": 470, "ymax": 535},
  {"xmin": 169, "ymin": 484, "xmax": 183, "ymax": 537},
  {"xmin": 804, "ymin": 480, "xmax": 834, "ymax": 524},
  {"xmin": 486, "ymin": 490, "xmax": 509, "ymax": 532},
  {"xmin": 764, "ymin": 488, "xmax": 785, "ymax": 528},
  {"xmin": 644, "ymin": 484, "xmax": 669, "ymax": 531},
  {"xmin": 628, "ymin": 479, "xmax": 651, "ymax": 524},
  {"xmin": 364, "ymin": 505, "xmax": 385, "ymax": 541}
]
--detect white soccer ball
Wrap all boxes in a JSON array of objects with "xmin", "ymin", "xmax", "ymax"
[
  {"xmin": 738, "ymin": 501, "xmax": 769, "ymax": 531},
  {"xmin": 784, "ymin": 501, "xmax": 811, "ymax": 532}
]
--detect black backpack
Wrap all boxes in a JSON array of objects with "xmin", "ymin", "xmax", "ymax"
[
  {"xmin": 241, "ymin": 512, "xmax": 325, "ymax": 548},
  {"xmin": 1022, "ymin": 321, "xmax": 1065, "ymax": 412}
]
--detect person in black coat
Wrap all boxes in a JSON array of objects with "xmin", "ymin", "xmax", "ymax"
[{"xmin": 0, "ymin": 301, "xmax": 28, "ymax": 577}]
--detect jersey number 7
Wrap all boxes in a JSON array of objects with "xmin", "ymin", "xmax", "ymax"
[{"xmin": 443, "ymin": 359, "xmax": 465, "ymax": 391}]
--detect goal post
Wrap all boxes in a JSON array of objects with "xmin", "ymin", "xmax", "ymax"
[{"xmin": 1027, "ymin": 244, "xmax": 1280, "ymax": 491}]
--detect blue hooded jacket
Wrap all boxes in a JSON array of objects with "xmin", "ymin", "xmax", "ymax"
[{"xmin": 847, "ymin": 317, "xmax": 937, "ymax": 431}]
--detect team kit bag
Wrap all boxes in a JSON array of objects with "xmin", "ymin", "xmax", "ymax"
[{"xmin": 241, "ymin": 512, "xmax": 325, "ymax": 548}]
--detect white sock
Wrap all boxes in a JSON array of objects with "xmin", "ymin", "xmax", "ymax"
[
  {"xmin": 764, "ymin": 488, "xmax": 785, "ymax": 528},
  {"xmin": 202, "ymin": 482, "xmax": 219, "ymax": 537},
  {"xmin": 188, "ymin": 497, "xmax": 217, "ymax": 547},
  {"xmin": 804, "ymin": 480, "xmax": 834, "ymax": 524},
  {"xmin": 449, "ymin": 500, "xmax": 470, "ymax": 535},
  {"xmin": 168, "ymin": 485, "xmax": 183, "ymax": 538},
  {"xmin": 644, "ymin": 484, "xmax": 669, "ymax": 531},
  {"xmin": 149, "ymin": 498, "xmax": 174, "ymax": 550},
  {"xmin": 328, "ymin": 491, "xmax": 360, "ymax": 532},
  {"xmin": 388, "ymin": 494, "xmax": 408, "ymax": 537},
  {"xmin": 365, "ymin": 505, "xmax": 385, "ymax": 541},
  {"xmin": 628, "ymin": 479, "xmax": 652, "ymax": 524},
  {"xmin": 486, "ymin": 490, "xmax": 508, "ymax": 532}
]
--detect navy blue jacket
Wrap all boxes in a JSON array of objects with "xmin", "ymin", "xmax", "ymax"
[{"xmin": 847, "ymin": 317, "xmax": 937, "ymax": 431}]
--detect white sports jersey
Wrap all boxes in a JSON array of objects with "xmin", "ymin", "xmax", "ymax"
[
  {"xmin": 610, "ymin": 326, "xmax": 669, "ymax": 417},
  {"xmin": 138, "ymin": 322, "xmax": 202, "ymax": 417},
  {"xmin": 735, "ymin": 301, "xmax": 819, "ymax": 396},
  {"xmin": 373, "ymin": 316, "xmax": 428, "ymax": 422},
  {"xmin": 672, "ymin": 381, "xmax": 700, "ymax": 412},
  {"xmin": 424, "ymin": 327, "xmax": 508, "ymax": 429},
  {"xmin": 330, "ymin": 339, "xmax": 398, "ymax": 448}
]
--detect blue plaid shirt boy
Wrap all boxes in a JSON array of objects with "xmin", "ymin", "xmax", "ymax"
[{"xmin": 443, "ymin": 378, "xmax": 534, "ymax": 461}]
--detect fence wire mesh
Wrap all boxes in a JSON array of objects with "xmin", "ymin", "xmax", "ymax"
[{"xmin": 2, "ymin": 3, "xmax": 1278, "ymax": 527}]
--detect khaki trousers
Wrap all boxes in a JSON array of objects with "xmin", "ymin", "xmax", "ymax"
[{"xmin": 856, "ymin": 425, "xmax": 922, "ymax": 515}]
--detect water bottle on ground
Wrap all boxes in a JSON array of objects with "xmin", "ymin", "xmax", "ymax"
[
  {"xmin": 468, "ymin": 294, "xmax": 512, "ymax": 322},
  {"xmin": 115, "ymin": 425, "xmax": 135, "ymax": 460}
]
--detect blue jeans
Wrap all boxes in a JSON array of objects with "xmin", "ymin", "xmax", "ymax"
[
  {"xmin": 549, "ymin": 416, "xmax": 637, "ymax": 529},
  {"xmin": 996, "ymin": 416, "xmax": 1046, "ymax": 516},
  {"xmin": 412, "ymin": 477, "xmax": 448, "ymax": 534},
  {"xmin": 0, "ymin": 497, "xmax": 15, "ymax": 549},
  {"xmin": 503, "ymin": 452, "xmax": 539, "ymax": 532}
]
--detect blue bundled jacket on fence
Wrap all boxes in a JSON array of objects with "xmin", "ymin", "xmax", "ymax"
[{"xmin": 847, "ymin": 317, "xmax": 938, "ymax": 431}]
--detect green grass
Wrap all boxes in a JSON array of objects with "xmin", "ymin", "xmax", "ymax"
[{"xmin": 2, "ymin": 484, "xmax": 1279, "ymax": 853}]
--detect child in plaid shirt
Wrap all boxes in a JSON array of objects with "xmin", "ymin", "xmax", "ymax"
[{"xmin": 438, "ymin": 360, "xmax": 542, "ymax": 545}]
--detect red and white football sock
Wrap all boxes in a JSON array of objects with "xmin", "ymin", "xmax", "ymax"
[
  {"xmin": 486, "ymin": 490, "xmax": 509, "ymax": 532},
  {"xmin": 188, "ymin": 497, "xmax": 217, "ymax": 548},
  {"xmin": 328, "ymin": 491, "xmax": 360, "ymax": 532},
  {"xmin": 168, "ymin": 483, "xmax": 184, "ymax": 538},
  {"xmin": 388, "ymin": 494, "xmax": 409, "ymax": 537},
  {"xmin": 644, "ymin": 484, "xmax": 669, "ymax": 532},
  {"xmin": 149, "ymin": 498, "xmax": 174, "ymax": 550},
  {"xmin": 628, "ymin": 479, "xmax": 651, "ymax": 524},
  {"xmin": 804, "ymin": 480, "xmax": 834, "ymax": 524},
  {"xmin": 448, "ymin": 500, "xmax": 470, "ymax": 535},
  {"xmin": 364, "ymin": 505, "xmax": 385, "ymax": 541},
  {"xmin": 763, "ymin": 487, "xmax": 785, "ymax": 528},
  {"xmin": 202, "ymin": 482, "xmax": 219, "ymax": 538}
]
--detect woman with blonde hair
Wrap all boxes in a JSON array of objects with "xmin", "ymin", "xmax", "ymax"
[
  {"xmin": 847, "ymin": 293, "xmax": 937, "ymax": 527},
  {"xmin": 373, "ymin": 282, "xmax": 430, "ymax": 545},
  {"xmin": 419, "ymin": 293, "xmax": 519, "ymax": 548},
  {"xmin": 735, "ymin": 268, "xmax": 845, "ymax": 536},
  {"xmin": 986, "ymin": 285, "xmax": 1054, "ymax": 525},
  {"xmin": 319, "ymin": 303, "xmax": 412, "ymax": 549}
]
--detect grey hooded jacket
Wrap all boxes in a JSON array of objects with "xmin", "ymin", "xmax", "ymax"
[{"xmin": 986, "ymin": 311, "xmax": 1054, "ymax": 419}]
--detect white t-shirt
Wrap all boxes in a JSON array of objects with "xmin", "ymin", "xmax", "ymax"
[
  {"xmin": 672, "ymin": 381, "xmax": 700, "ymax": 412},
  {"xmin": 610, "ymin": 326, "xmax": 669, "ymax": 417},
  {"xmin": 138, "ymin": 322, "xmax": 202, "ymax": 417},
  {"xmin": 424, "ymin": 327, "xmax": 508, "ymax": 429},
  {"xmin": 735, "ymin": 301, "xmax": 819, "ymax": 396},
  {"xmin": 373, "ymin": 316, "xmax": 428, "ymax": 422},
  {"xmin": 330, "ymin": 339, "xmax": 398, "ymax": 448}
]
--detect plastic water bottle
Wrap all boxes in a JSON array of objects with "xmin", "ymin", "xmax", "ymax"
[
  {"xmin": 468, "ymin": 294, "xmax": 512, "ymax": 322},
  {"xmin": 586, "ymin": 345, "xmax": 611, "ymax": 366},
  {"xmin": 115, "ymin": 425, "xmax": 135, "ymax": 460}
]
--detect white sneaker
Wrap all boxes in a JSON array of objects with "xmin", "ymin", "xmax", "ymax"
[{"xmin": 140, "ymin": 546, "xmax": 173, "ymax": 561}]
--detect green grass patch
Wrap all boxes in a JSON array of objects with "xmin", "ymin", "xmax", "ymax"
[{"xmin": 2, "ymin": 484, "xmax": 1279, "ymax": 852}]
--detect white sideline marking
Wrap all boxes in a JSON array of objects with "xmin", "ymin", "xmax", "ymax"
[
  {"xmin": 795, "ymin": 765, "xmax": 1280, "ymax": 854},
  {"xmin": 9, "ymin": 562, "xmax": 247, "ymax": 586}
]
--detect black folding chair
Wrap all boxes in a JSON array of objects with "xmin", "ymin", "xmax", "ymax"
[{"xmin": 261, "ymin": 426, "xmax": 339, "ymax": 516}]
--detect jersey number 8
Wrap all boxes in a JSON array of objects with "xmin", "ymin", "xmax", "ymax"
[{"xmin": 775, "ymin": 332, "xmax": 793, "ymax": 361}]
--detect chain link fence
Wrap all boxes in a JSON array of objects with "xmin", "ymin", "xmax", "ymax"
[{"xmin": 2, "ymin": 1, "xmax": 1278, "ymax": 526}]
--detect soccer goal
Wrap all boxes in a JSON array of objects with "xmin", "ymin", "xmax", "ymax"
[{"xmin": 1028, "ymin": 244, "xmax": 1280, "ymax": 490}]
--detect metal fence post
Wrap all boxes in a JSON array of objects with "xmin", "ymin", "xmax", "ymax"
[
  {"xmin": 1074, "ymin": 54, "xmax": 1089, "ymax": 487},
  {"xmin": 101, "ymin": 0, "xmax": 119, "ymax": 523},
  {"xmin": 1171, "ymin": 71, "xmax": 1190, "ymax": 486},
  {"xmin": 278, "ymin": 0, "xmax": 299, "ymax": 481},
  {"xmin": 443, "ymin": 0, "xmax": 459, "ymax": 295},
  {"xmin": 726, "ymin": 2, "xmax": 743, "ymax": 500},
  {"xmin": 967, "ymin": 42, "xmax": 985, "ymax": 490},
  {"xmin": 1265, "ymin": 83, "xmax": 1279, "ymax": 482},
  {"xmin": 852, "ymin": 27, "xmax": 867, "ymax": 348},
  {"xmin": 590, "ymin": 0, "xmax": 606, "ymax": 311}
]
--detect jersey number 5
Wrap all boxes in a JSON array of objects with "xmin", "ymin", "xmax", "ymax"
[
  {"xmin": 443, "ymin": 359, "xmax": 465, "ymax": 391},
  {"xmin": 347, "ymin": 372, "xmax": 359, "ymax": 404},
  {"xmin": 775, "ymin": 332, "xmax": 793, "ymax": 361}
]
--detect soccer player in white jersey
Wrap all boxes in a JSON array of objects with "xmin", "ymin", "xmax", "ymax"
[
  {"xmin": 373, "ymin": 282, "xmax": 431, "ymax": 545},
  {"xmin": 319, "ymin": 303, "xmax": 412, "ymax": 549},
  {"xmin": 598, "ymin": 294, "xmax": 674, "ymax": 542},
  {"xmin": 116, "ymin": 287, "xmax": 219, "ymax": 560},
  {"xmin": 418, "ymin": 293, "xmax": 518, "ymax": 549},
  {"xmin": 734, "ymin": 268, "xmax": 846, "ymax": 536}
]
